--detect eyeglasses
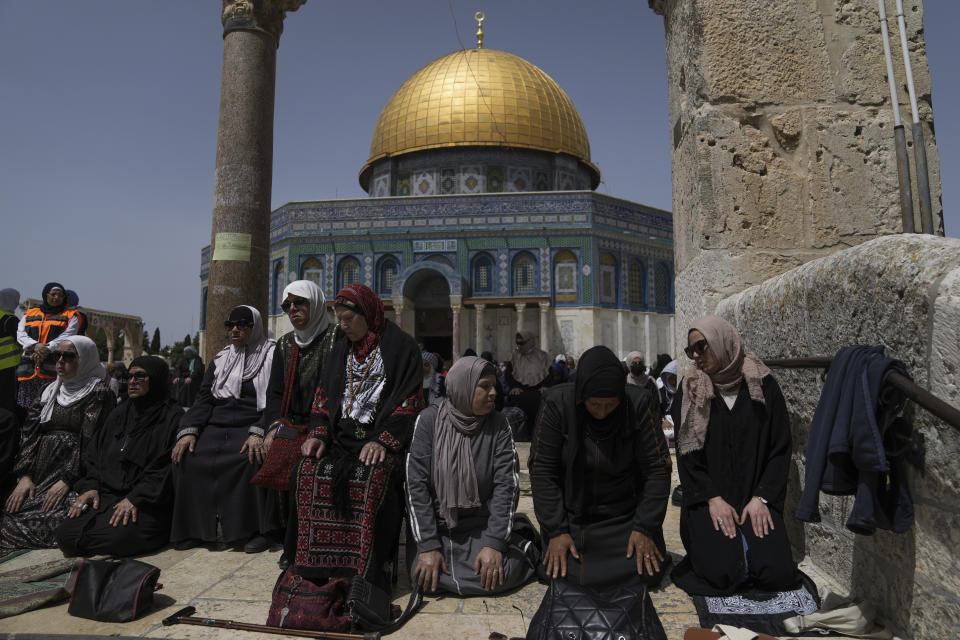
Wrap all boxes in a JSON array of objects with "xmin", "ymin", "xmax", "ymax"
[
  {"xmin": 56, "ymin": 351, "xmax": 78, "ymax": 362},
  {"xmin": 684, "ymin": 339, "xmax": 709, "ymax": 359},
  {"xmin": 128, "ymin": 372, "xmax": 148, "ymax": 382},
  {"xmin": 224, "ymin": 320, "xmax": 253, "ymax": 330},
  {"xmin": 281, "ymin": 297, "xmax": 309, "ymax": 313}
]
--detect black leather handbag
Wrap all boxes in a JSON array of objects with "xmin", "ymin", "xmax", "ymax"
[
  {"xmin": 67, "ymin": 558, "xmax": 161, "ymax": 622},
  {"xmin": 526, "ymin": 579, "xmax": 666, "ymax": 640},
  {"xmin": 346, "ymin": 575, "xmax": 423, "ymax": 633}
]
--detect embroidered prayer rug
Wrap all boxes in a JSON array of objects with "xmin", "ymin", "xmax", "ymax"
[
  {"xmin": 691, "ymin": 571, "xmax": 821, "ymax": 637},
  {"xmin": 0, "ymin": 557, "xmax": 77, "ymax": 618}
]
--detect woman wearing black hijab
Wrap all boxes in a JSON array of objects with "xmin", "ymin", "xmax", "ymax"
[
  {"xmin": 55, "ymin": 356, "xmax": 182, "ymax": 557},
  {"xmin": 529, "ymin": 345, "xmax": 671, "ymax": 588}
]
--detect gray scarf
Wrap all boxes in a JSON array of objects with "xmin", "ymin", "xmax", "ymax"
[{"xmin": 432, "ymin": 356, "xmax": 493, "ymax": 527}]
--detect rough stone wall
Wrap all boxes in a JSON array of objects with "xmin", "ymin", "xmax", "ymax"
[
  {"xmin": 649, "ymin": 0, "xmax": 943, "ymax": 337},
  {"xmin": 715, "ymin": 235, "xmax": 960, "ymax": 639}
]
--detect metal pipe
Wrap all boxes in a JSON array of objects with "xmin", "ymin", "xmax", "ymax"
[
  {"xmin": 877, "ymin": 0, "xmax": 914, "ymax": 233},
  {"xmin": 762, "ymin": 356, "xmax": 960, "ymax": 430},
  {"xmin": 894, "ymin": 0, "xmax": 934, "ymax": 233}
]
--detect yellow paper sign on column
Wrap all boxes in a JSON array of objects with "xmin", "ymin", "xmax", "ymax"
[{"xmin": 212, "ymin": 232, "xmax": 252, "ymax": 262}]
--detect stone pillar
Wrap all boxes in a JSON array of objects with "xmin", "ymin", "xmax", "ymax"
[
  {"xmin": 669, "ymin": 315, "xmax": 676, "ymax": 360},
  {"xmin": 514, "ymin": 303, "xmax": 526, "ymax": 335},
  {"xmin": 474, "ymin": 303, "xmax": 486, "ymax": 354},
  {"xmin": 643, "ymin": 314, "xmax": 653, "ymax": 365},
  {"xmin": 538, "ymin": 301, "xmax": 551, "ymax": 354},
  {"xmin": 450, "ymin": 295, "xmax": 462, "ymax": 360},
  {"xmin": 203, "ymin": 0, "xmax": 305, "ymax": 363},
  {"xmin": 392, "ymin": 295, "xmax": 405, "ymax": 331},
  {"xmin": 105, "ymin": 327, "xmax": 115, "ymax": 363},
  {"xmin": 649, "ymin": 0, "xmax": 943, "ymax": 344}
]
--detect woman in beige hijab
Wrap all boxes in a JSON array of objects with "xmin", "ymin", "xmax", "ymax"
[
  {"xmin": 670, "ymin": 315, "xmax": 800, "ymax": 597},
  {"xmin": 504, "ymin": 330, "xmax": 551, "ymax": 439}
]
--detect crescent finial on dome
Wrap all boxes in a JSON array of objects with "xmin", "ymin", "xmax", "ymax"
[{"xmin": 475, "ymin": 11, "xmax": 485, "ymax": 49}]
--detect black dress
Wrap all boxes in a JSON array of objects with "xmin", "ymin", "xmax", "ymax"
[
  {"xmin": 530, "ymin": 383, "xmax": 672, "ymax": 588},
  {"xmin": 670, "ymin": 376, "xmax": 800, "ymax": 596},
  {"xmin": 55, "ymin": 399, "xmax": 182, "ymax": 557},
  {"xmin": 170, "ymin": 362, "xmax": 280, "ymax": 544},
  {"xmin": 176, "ymin": 358, "xmax": 204, "ymax": 408}
]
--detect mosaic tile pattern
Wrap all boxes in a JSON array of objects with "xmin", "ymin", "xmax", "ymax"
[
  {"xmin": 460, "ymin": 166, "xmax": 485, "ymax": 194},
  {"xmin": 486, "ymin": 165, "xmax": 504, "ymax": 192},
  {"xmin": 440, "ymin": 167, "xmax": 457, "ymax": 194},
  {"xmin": 507, "ymin": 166, "xmax": 531, "ymax": 192},
  {"xmin": 414, "ymin": 170, "xmax": 436, "ymax": 195},
  {"xmin": 397, "ymin": 173, "xmax": 411, "ymax": 196}
]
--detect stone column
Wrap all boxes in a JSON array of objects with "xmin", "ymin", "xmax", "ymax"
[
  {"xmin": 649, "ymin": 0, "xmax": 943, "ymax": 344},
  {"xmin": 392, "ymin": 295, "xmax": 405, "ymax": 331},
  {"xmin": 514, "ymin": 303, "xmax": 526, "ymax": 335},
  {"xmin": 203, "ymin": 0, "xmax": 305, "ymax": 363},
  {"xmin": 105, "ymin": 326, "xmax": 115, "ymax": 363},
  {"xmin": 474, "ymin": 303, "xmax": 486, "ymax": 354},
  {"xmin": 538, "ymin": 301, "xmax": 551, "ymax": 353},
  {"xmin": 450, "ymin": 295, "xmax": 462, "ymax": 360},
  {"xmin": 643, "ymin": 314, "xmax": 653, "ymax": 365}
]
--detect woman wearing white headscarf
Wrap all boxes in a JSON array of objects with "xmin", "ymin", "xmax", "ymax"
[
  {"xmin": 505, "ymin": 330, "xmax": 551, "ymax": 439},
  {"xmin": 405, "ymin": 356, "xmax": 539, "ymax": 595},
  {"xmin": 0, "ymin": 336, "xmax": 115, "ymax": 552},
  {"xmin": 170, "ymin": 305, "xmax": 280, "ymax": 553}
]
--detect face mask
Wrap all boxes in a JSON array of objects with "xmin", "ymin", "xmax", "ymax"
[{"xmin": 630, "ymin": 363, "xmax": 645, "ymax": 377}]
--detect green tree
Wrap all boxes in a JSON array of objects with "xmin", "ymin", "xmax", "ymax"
[
  {"xmin": 150, "ymin": 328, "xmax": 161, "ymax": 354},
  {"xmin": 142, "ymin": 330, "xmax": 151, "ymax": 354},
  {"xmin": 183, "ymin": 334, "xmax": 192, "ymax": 347}
]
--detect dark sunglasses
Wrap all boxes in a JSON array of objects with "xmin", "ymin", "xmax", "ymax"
[
  {"xmin": 684, "ymin": 339, "xmax": 709, "ymax": 359},
  {"xmin": 56, "ymin": 351, "xmax": 78, "ymax": 362},
  {"xmin": 224, "ymin": 320, "xmax": 253, "ymax": 330},
  {"xmin": 128, "ymin": 372, "xmax": 148, "ymax": 382},
  {"xmin": 281, "ymin": 297, "xmax": 310, "ymax": 313}
]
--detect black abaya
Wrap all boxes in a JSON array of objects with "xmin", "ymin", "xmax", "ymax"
[
  {"xmin": 170, "ymin": 363, "xmax": 280, "ymax": 544},
  {"xmin": 670, "ymin": 376, "xmax": 800, "ymax": 596}
]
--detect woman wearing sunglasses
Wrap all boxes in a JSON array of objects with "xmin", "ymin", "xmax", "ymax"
[
  {"xmin": 169, "ymin": 305, "xmax": 281, "ymax": 554},
  {"xmin": 0, "ymin": 336, "xmax": 115, "ymax": 553},
  {"xmin": 670, "ymin": 315, "xmax": 800, "ymax": 597}
]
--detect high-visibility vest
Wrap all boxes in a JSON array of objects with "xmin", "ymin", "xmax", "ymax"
[
  {"xmin": 17, "ymin": 307, "xmax": 80, "ymax": 381},
  {"xmin": 0, "ymin": 310, "xmax": 19, "ymax": 371}
]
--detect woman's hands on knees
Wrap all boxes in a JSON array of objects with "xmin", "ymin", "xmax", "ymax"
[
  {"xmin": 474, "ymin": 546, "xmax": 504, "ymax": 591},
  {"xmin": 68, "ymin": 490, "xmax": 99, "ymax": 518},
  {"xmin": 240, "ymin": 433, "xmax": 265, "ymax": 464},
  {"xmin": 41, "ymin": 480, "xmax": 69, "ymax": 513},
  {"xmin": 708, "ymin": 496, "xmax": 738, "ymax": 539},
  {"xmin": 171, "ymin": 435, "xmax": 197, "ymax": 464},
  {"xmin": 302, "ymin": 437, "xmax": 326, "ymax": 459},
  {"xmin": 359, "ymin": 441, "xmax": 386, "ymax": 466},
  {"xmin": 413, "ymin": 549, "xmax": 449, "ymax": 592},
  {"xmin": 740, "ymin": 496, "xmax": 774, "ymax": 538},
  {"xmin": 5, "ymin": 476, "xmax": 35, "ymax": 513},
  {"xmin": 108, "ymin": 498, "xmax": 138, "ymax": 528},
  {"xmin": 544, "ymin": 533, "xmax": 579, "ymax": 579},
  {"xmin": 626, "ymin": 530, "xmax": 664, "ymax": 576}
]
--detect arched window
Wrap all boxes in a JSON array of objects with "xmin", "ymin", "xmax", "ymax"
[
  {"xmin": 553, "ymin": 250, "xmax": 578, "ymax": 302},
  {"xmin": 271, "ymin": 260, "xmax": 284, "ymax": 314},
  {"xmin": 338, "ymin": 256, "xmax": 361, "ymax": 290},
  {"xmin": 512, "ymin": 251, "xmax": 537, "ymax": 296},
  {"xmin": 377, "ymin": 256, "xmax": 399, "ymax": 296},
  {"xmin": 598, "ymin": 252, "xmax": 618, "ymax": 305},
  {"xmin": 472, "ymin": 253, "xmax": 495, "ymax": 295},
  {"xmin": 654, "ymin": 262, "xmax": 672, "ymax": 309},
  {"xmin": 301, "ymin": 257, "xmax": 324, "ymax": 288},
  {"xmin": 629, "ymin": 260, "xmax": 647, "ymax": 307}
]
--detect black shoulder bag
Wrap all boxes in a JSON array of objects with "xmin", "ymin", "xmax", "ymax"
[{"xmin": 68, "ymin": 558, "xmax": 161, "ymax": 623}]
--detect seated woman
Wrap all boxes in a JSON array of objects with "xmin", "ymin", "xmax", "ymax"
[
  {"xmin": 56, "ymin": 356, "xmax": 182, "ymax": 557},
  {"xmin": 289, "ymin": 284, "xmax": 422, "ymax": 593},
  {"xmin": 170, "ymin": 305, "xmax": 281, "ymax": 553},
  {"xmin": 1, "ymin": 336, "xmax": 114, "ymax": 552},
  {"xmin": 670, "ymin": 316, "xmax": 800, "ymax": 596},
  {"xmin": 405, "ymin": 356, "xmax": 539, "ymax": 596},
  {"xmin": 529, "ymin": 346, "xmax": 671, "ymax": 588}
]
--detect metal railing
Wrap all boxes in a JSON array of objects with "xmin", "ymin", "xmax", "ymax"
[{"xmin": 762, "ymin": 357, "xmax": 960, "ymax": 431}]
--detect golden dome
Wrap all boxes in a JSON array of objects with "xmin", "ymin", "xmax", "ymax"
[{"xmin": 360, "ymin": 48, "xmax": 599, "ymax": 190}]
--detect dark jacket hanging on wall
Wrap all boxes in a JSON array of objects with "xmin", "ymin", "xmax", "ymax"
[{"xmin": 795, "ymin": 345, "xmax": 914, "ymax": 534}]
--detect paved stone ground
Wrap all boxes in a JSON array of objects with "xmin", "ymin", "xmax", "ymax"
[{"xmin": 0, "ymin": 447, "xmax": 848, "ymax": 639}]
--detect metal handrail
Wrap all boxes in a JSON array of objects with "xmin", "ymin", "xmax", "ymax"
[{"xmin": 762, "ymin": 357, "xmax": 960, "ymax": 431}]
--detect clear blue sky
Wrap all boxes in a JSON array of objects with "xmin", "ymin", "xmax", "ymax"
[{"xmin": 1, "ymin": 1, "xmax": 957, "ymax": 345}]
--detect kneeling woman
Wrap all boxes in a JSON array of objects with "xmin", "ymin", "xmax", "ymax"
[
  {"xmin": 56, "ymin": 356, "xmax": 182, "ymax": 556},
  {"xmin": 290, "ymin": 284, "xmax": 422, "ymax": 592},
  {"xmin": 406, "ymin": 356, "xmax": 538, "ymax": 596},
  {"xmin": 170, "ymin": 306, "xmax": 281, "ymax": 552},
  {"xmin": 670, "ymin": 316, "xmax": 799, "ymax": 596},
  {"xmin": 530, "ymin": 346, "xmax": 671, "ymax": 588}
]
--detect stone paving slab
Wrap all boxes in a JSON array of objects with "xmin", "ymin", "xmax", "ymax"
[{"xmin": 0, "ymin": 449, "xmax": 852, "ymax": 640}]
